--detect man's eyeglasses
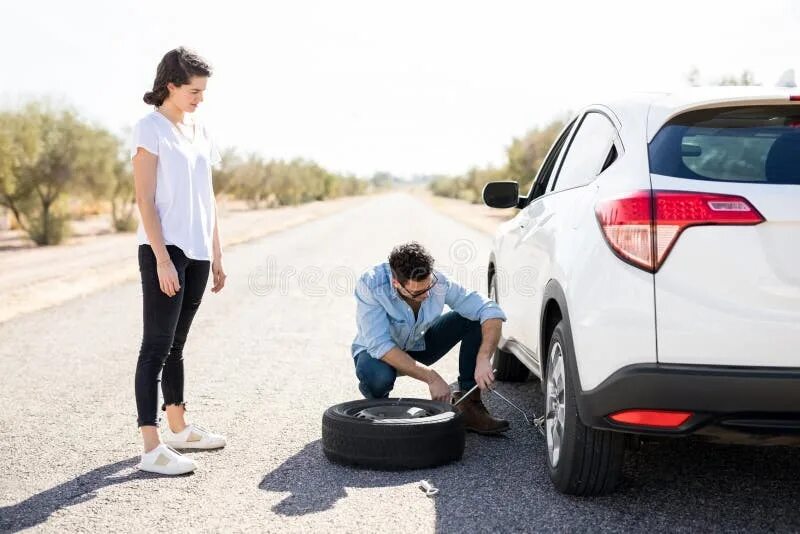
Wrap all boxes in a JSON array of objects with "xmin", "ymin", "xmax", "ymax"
[{"xmin": 401, "ymin": 272, "xmax": 438, "ymax": 298}]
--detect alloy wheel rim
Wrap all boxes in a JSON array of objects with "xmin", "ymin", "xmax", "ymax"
[
  {"xmin": 546, "ymin": 341, "xmax": 566, "ymax": 468},
  {"xmin": 353, "ymin": 404, "xmax": 432, "ymax": 421}
]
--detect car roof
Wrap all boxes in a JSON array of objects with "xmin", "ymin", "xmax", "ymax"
[{"xmin": 597, "ymin": 86, "xmax": 799, "ymax": 142}]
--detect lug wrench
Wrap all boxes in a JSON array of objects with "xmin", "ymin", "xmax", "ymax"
[{"xmin": 452, "ymin": 370, "xmax": 545, "ymax": 436}]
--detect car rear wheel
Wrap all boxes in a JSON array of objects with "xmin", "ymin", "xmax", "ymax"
[
  {"xmin": 545, "ymin": 321, "xmax": 625, "ymax": 495},
  {"xmin": 489, "ymin": 273, "xmax": 529, "ymax": 382}
]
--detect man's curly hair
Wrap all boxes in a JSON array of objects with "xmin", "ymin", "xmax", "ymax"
[{"xmin": 388, "ymin": 241, "xmax": 434, "ymax": 283}]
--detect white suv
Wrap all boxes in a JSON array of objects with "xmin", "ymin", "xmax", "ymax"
[{"xmin": 482, "ymin": 87, "xmax": 800, "ymax": 496}]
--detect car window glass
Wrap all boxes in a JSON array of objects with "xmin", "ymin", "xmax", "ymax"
[
  {"xmin": 551, "ymin": 113, "xmax": 618, "ymax": 192},
  {"xmin": 600, "ymin": 144, "xmax": 618, "ymax": 173},
  {"xmin": 527, "ymin": 120, "xmax": 575, "ymax": 200},
  {"xmin": 649, "ymin": 105, "xmax": 800, "ymax": 184}
]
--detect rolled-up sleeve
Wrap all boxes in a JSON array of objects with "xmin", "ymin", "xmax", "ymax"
[
  {"xmin": 443, "ymin": 275, "xmax": 507, "ymax": 324},
  {"xmin": 355, "ymin": 279, "xmax": 397, "ymax": 359}
]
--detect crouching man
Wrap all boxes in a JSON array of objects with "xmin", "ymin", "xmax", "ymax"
[{"xmin": 350, "ymin": 241, "xmax": 509, "ymax": 434}]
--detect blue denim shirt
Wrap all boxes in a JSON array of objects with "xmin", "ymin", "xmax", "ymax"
[{"xmin": 351, "ymin": 262, "xmax": 507, "ymax": 359}]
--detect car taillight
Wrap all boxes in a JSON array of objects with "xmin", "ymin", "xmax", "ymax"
[
  {"xmin": 790, "ymin": 95, "xmax": 800, "ymax": 101},
  {"xmin": 608, "ymin": 409, "xmax": 693, "ymax": 428},
  {"xmin": 595, "ymin": 190, "xmax": 765, "ymax": 272}
]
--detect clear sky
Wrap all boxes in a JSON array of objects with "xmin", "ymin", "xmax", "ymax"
[{"xmin": 2, "ymin": 0, "xmax": 798, "ymax": 178}]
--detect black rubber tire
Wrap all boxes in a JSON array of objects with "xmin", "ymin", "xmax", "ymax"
[
  {"xmin": 322, "ymin": 399, "xmax": 465, "ymax": 470},
  {"xmin": 546, "ymin": 321, "xmax": 626, "ymax": 496},
  {"xmin": 489, "ymin": 274, "xmax": 529, "ymax": 382}
]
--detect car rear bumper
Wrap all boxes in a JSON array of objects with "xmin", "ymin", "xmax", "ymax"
[{"xmin": 577, "ymin": 363, "xmax": 800, "ymax": 439}]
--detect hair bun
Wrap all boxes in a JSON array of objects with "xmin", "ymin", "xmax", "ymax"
[{"xmin": 143, "ymin": 87, "xmax": 169, "ymax": 107}]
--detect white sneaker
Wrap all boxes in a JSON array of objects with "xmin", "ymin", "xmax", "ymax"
[
  {"xmin": 163, "ymin": 423, "xmax": 226, "ymax": 450},
  {"xmin": 137, "ymin": 444, "xmax": 197, "ymax": 475}
]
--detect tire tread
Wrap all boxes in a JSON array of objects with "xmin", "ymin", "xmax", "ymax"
[
  {"xmin": 322, "ymin": 400, "xmax": 465, "ymax": 470},
  {"xmin": 548, "ymin": 322, "xmax": 625, "ymax": 496}
]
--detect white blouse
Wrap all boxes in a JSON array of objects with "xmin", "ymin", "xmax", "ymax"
[{"xmin": 130, "ymin": 111, "xmax": 221, "ymax": 261}]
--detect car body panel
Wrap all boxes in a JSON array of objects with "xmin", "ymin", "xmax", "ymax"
[{"xmin": 651, "ymin": 175, "xmax": 800, "ymax": 367}]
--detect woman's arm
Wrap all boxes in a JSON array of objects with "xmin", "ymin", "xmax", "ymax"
[
  {"xmin": 133, "ymin": 147, "xmax": 181, "ymax": 297},
  {"xmin": 210, "ymin": 196, "xmax": 226, "ymax": 293},
  {"xmin": 132, "ymin": 148, "xmax": 168, "ymax": 260},
  {"xmin": 212, "ymin": 197, "xmax": 222, "ymax": 262}
]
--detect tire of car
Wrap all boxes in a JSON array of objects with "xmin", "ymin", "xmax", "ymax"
[
  {"xmin": 545, "ymin": 320, "xmax": 626, "ymax": 495},
  {"xmin": 489, "ymin": 273, "xmax": 530, "ymax": 382},
  {"xmin": 322, "ymin": 398, "xmax": 465, "ymax": 470}
]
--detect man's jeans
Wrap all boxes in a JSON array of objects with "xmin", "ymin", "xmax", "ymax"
[{"xmin": 354, "ymin": 311, "xmax": 482, "ymax": 398}]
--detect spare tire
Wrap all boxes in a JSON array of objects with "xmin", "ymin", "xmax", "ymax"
[{"xmin": 322, "ymin": 398, "xmax": 465, "ymax": 470}]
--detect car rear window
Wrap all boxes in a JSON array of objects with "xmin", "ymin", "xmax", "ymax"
[{"xmin": 649, "ymin": 105, "xmax": 800, "ymax": 184}]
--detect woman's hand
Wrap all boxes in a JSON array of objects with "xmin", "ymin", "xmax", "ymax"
[
  {"xmin": 157, "ymin": 260, "xmax": 181, "ymax": 297},
  {"xmin": 211, "ymin": 257, "xmax": 226, "ymax": 293}
]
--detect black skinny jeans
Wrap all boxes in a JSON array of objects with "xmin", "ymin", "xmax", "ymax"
[{"xmin": 135, "ymin": 244, "xmax": 210, "ymax": 427}]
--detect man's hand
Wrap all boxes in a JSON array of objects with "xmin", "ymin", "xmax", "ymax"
[
  {"xmin": 426, "ymin": 370, "xmax": 451, "ymax": 402},
  {"xmin": 474, "ymin": 356, "xmax": 495, "ymax": 390}
]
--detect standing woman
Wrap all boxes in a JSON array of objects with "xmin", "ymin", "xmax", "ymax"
[{"xmin": 132, "ymin": 47, "xmax": 227, "ymax": 475}]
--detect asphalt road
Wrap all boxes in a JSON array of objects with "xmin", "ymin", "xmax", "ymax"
[{"xmin": 1, "ymin": 192, "xmax": 798, "ymax": 533}]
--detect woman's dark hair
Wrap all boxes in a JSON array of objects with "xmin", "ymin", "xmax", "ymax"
[
  {"xmin": 389, "ymin": 241, "xmax": 434, "ymax": 283},
  {"xmin": 143, "ymin": 47, "xmax": 212, "ymax": 106}
]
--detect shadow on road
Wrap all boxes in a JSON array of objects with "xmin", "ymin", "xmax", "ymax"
[
  {"xmin": 259, "ymin": 383, "xmax": 800, "ymax": 531},
  {"xmin": 0, "ymin": 457, "xmax": 184, "ymax": 532},
  {"xmin": 259, "ymin": 440, "xmax": 438, "ymax": 516}
]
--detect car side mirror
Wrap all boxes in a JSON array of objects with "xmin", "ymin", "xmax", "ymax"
[{"xmin": 482, "ymin": 181, "xmax": 521, "ymax": 209}]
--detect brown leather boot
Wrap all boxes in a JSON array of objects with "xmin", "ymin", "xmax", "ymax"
[{"xmin": 452, "ymin": 390, "xmax": 510, "ymax": 435}]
